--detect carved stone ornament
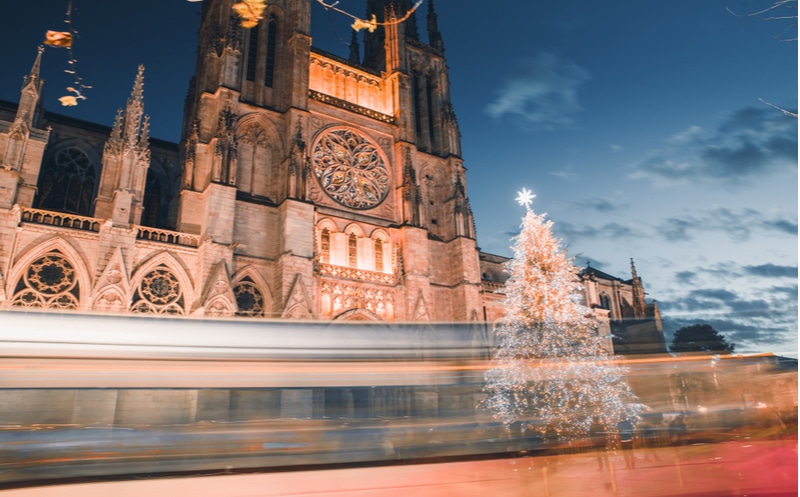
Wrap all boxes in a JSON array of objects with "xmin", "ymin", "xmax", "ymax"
[{"xmin": 311, "ymin": 127, "xmax": 390, "ymax": 210}]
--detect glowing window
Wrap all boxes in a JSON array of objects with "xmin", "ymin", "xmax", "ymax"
[
  {"xmin": 320, "ymin": 227, "xmax": 330, "ymax": 263},
  {"xmin": 374, "ymin": 238, "xmax": 384, "ymax": 272},
  {"xmin": 348, "ymin": 233, "xmax": 357, "ymax": 267}
]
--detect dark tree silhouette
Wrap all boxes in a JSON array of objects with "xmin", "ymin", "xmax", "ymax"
[{"xmin": 670, "ymin": 324, "xmax": 735, "ymax": 354}]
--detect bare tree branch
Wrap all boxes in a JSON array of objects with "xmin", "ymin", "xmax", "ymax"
[{"xmin": 758, "ymin": 98, "xmax": 799, "ymax": 118}]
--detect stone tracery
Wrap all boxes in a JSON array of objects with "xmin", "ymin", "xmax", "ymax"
[
  {"xmin": 10, "ymin": 251, "xmax": 80, "ymax": 309},
  {"xmin": 312, "ymin": 127, "xmax": 390, "ymax": 210},
  {"xmin": 130, "ymin": 264, "xmax": 185, "ymax": 315}
]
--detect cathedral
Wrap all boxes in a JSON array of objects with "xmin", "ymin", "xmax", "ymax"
[{"xmin": 0, "ymin": 0, "xmax": 663, "ymax": 352}]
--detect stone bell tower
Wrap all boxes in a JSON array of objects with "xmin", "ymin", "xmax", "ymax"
[{"xmin": 171, "ymin": 0, "xmax": 482, "ymax": 321}]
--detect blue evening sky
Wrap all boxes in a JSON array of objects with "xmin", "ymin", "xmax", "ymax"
[{"xmin": 0, "ymin": 1, "xmax": 796, "ymax": 355}]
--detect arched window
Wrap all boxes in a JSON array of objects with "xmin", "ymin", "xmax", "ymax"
[
  {"xmin": 320, "ymin": 227, "xmax": 330, "ymax": 263},
  {"xmin": 234, "ymin": 276, "xmax": 265, "ymax": 317},
  {"xmin": 264, "ymin": 15, "xmax": 278, "ymax": 87},
  {"xmin": 130, "ymin": 265, "xmax": 185, "ymax": 315},
  {"xmin": 374, "ymin": 238, "xmax": 384, "ymax": 272},
  {"xmin": 141, "ymin": 169, "xmax": 161, "ymax": 228},
  {"xmin": 348, "ymin": 232, "xmax": 358, "ymax": 268},
  {"xmin": 36, "ymin": 147, "xmax": 96, "ymax": 216},
  {"xmin": 244, "ymin": 14, "xmax": 278, "ymax": 87},
  {"xmin": 236, "ymin": 123, "xmax": 270, "ymax": 197},
  {"xmin": 10, "ymin": 250, "xmax": 80, "ymax": 309},
  {"xmin": 245, "ymin": 23, "xmax": 260, "ymax": 82}
]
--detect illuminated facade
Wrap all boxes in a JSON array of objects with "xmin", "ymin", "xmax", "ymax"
[
  {"xmin": 0, "ymin": 0, "xmax": 662, "ymax": 350},
  {"xmin": 0, "ymin": 1, "xmax": 481, "ymax": 322}
]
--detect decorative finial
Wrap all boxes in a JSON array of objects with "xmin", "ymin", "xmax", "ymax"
[{"xmin": 515, "ymin": 188, "xmax": 535, "ymax": 210}]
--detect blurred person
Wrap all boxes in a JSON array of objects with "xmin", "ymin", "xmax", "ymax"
[
  {"xmin": 589, "ymin": 417, "xmax": 607, "ymax": 470},
  {"xmin": 544, "ymin": 423, "xmax": 559, "ymax": 449},
  {"xmin": 640, "ymin": 418, "xmax": 662, "ymax": 462},
  {"xmin": 669, "ymin": 414, "xmax": 687, "ymax": 446},
  {"xmin": 618, "ymin": 418, "xmax": 636, "ymax": 468}
]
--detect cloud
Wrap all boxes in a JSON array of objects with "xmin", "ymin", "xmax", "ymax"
[
  {"xmin": 655, "ymin": 207, "xmax": 797, "ymax": 243},
  {"xmin": 486, "ymin": 51, "xmax": 590, "ymax": 129},
  {"xmin": 568, "ymin": 196, "xmax": 622, "ymax": 213},
  {"xmin": 659, "ymin": 273, "xmax": 798, "ymax": 353},
  {"xmin": 630, "ymin": 106, "xmax": 797, "ymax": 186},
  {"xmin": 763, "ymin": 219, "xmax": 798, "ymax": 235},
  {"xmin": 743, "ymin": 264, "xmax": 798, "ymax": 278},
  {"xmin": 550, "ymin": 165, "xmax": 580, "ymax": 181},
  {"xmin": 555, "ymin": 221, "xmax": 641, "ymax": 241},
  {"xmin": 675, "ymin": 270, "xmax": 697, "ymax": 285}
]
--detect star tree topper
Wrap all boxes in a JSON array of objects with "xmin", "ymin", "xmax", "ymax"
[{"xmin": 515, "ymin": 188, "xmax": 535, "ymax": 210}]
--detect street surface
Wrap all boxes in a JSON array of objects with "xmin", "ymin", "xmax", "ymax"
[{"xmin": 1, "ymin": 439, "xmax": 795, "ymax": 497}]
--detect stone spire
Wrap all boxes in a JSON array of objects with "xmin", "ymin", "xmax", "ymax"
[
  {"xmin": 95, "ymin": 65, "xmax": 151, "ymax": 225},
  {"xmin": 123, "ymin": 65, "xmax": 146, "ymax": 147},
  {"xmin": 630, "ymin": 258, "xmax": 647, "ymax": 318},
  {"xmin": 348, "ymin": 30, "xmax": 361, "ymax": 66},
  {"xmin": 427, "ymin": 0, "xmax": 444, "ymax": 52},
  {"xmin": 16, "ymin": 46, "xmax": 45, "ymax": 127}
]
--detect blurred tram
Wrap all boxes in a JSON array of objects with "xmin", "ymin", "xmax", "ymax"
[{"xmin": 0, "ymin": 309, "xmax": 796, "ymax": 488}]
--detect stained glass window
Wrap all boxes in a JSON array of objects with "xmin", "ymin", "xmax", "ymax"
[
  {"xmin": 36, "ymin": 147, "xmax": 96, "ymax": 215},
  {"xmin": 11, "ymin": 250, "xmax": 80, "ymax": 309},
  {"xmin": 374, "ymin": 238, "xmax": 383, "ymax": 272},
  {"xmin": 312, "ymin": 128, "xmax": 390, "ymax": 210},
  {"xmin": 348, "ymin": 233, "xmax": 357, "ymax": 267},
  {"xmin": 130, "ymin": 265, "xmax": 185, "ymax": 315},
  {"xmin": 234, "ymin": 276, "xmax": 265, "ymax": 317},
  {"xmin": 320, "ymin": 227, "xmax": 330, "ymax": 263}
]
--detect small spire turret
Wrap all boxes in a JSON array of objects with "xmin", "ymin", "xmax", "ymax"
[
  {"xmin": 427, "ymin": 0, "xmax": 443, "ymax": 52},
  {"xmin": 348, "ymin": 30, "xmax": 361, "ymax": 66},
  {"xmin": 16, "ymin": 46, "xmax": 45, "ymax": 127},
  {"xmin": 630, "ymin": 258, "xmax": 647, "ymax": 318},
  {"xmin": 95, "ymin": 65, "xmax": 151, "ymax": 226}
]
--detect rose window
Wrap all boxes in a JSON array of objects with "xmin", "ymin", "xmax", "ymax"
[
  {"xmin": 11, "ymin": 251, "xmax": 79, "ymax": 309},
  {"xmin": 312, "ymin": 127, "xmax": 390, "ymax": 210},
  {"xmin": 234, "ymin": 278, "xmax": 264, "ymax": 317},
  {"xmin": 130, "ymin": 265, "xmax": 185, "ymax": 315}
]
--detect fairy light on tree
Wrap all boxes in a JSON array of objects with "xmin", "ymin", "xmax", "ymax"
[{"xmin": 481, "ymin": 188, "xmax": 645, "ymax": 442}]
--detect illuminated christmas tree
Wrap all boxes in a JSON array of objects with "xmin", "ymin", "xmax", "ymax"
[{"xmin": 482, "ymin": 189, "xmax": 644, "ymax": 441}]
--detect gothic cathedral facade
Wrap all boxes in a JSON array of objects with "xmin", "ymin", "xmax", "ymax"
[
  {"xmin": 0, "ymin": 0, "xmax": 663, "ymax": 351},
  {"xmin": 0, "ymin": 0, "xmax": 484, "ymax": 322}
]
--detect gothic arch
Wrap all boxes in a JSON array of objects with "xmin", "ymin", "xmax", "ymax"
[
  {"xmin": 231, "ymin": 265, "xmax": 273, "ymax": 317},
  {"xmin": 370, "ymin": 228, "xmax": 389, "ymax": 241},
  {"xmin": 282, "ymin": 274, "xmax": 313, "ymax": 319},
  {"xmin": 89, "ymin": 247, "xmax": 131, "ymax": 313},
  {"xmin": 197, "ymin": 261, "xmax": 236, "ymax": 317},
  {"xmin": 128, "ymin": 251, "xmax": 195, "ymax": 315},
  {"xmin": 141, "ymin": 156, "xmax": 176, "ymax": 228},
  {"xmin": 316, "ymin": 218, "xmax": 338, "ymax": 233},
  {"xmin": 370, "ymin": 228, "xmax": 391, "ymax": 274},
  {"xmin": 343, "ymin": 223, "xmax": 365, "ymax": 237},
  {"xmin": 6, "ymin": 237, "xmax": 92, "ymax": 310},
  {"xmin": 235, "ymin": 113, "xmax": 284, "ymax": 200},
  {"xmin": 35, "ymin": 139, "xmax": 102, "ymax": 216},
  {"xmin": 241, "ymin": 7, "xmax": 285, "ymax": 87},
  {"xmin": 333, "ymin": 308, "xmax": 383, "ymax": 321},
  {"xmin": 316, "ymin": 218, "xmax": 338, "ymax": 264}
]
